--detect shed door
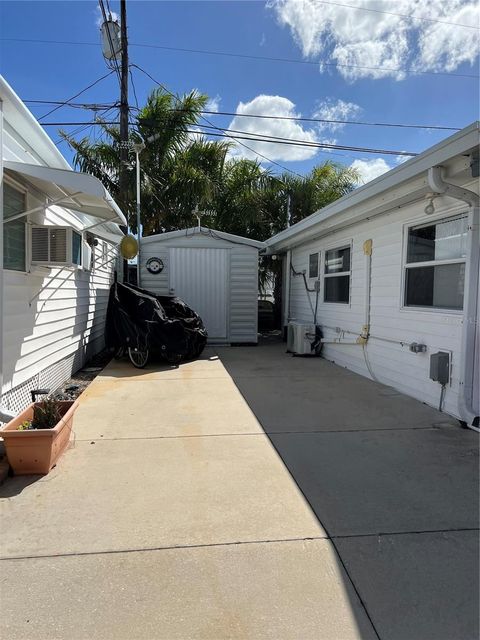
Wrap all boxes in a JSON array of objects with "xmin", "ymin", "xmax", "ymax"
[{"xmin": 169, "ymin": 248, "xmax": 228, "ymax": 339}]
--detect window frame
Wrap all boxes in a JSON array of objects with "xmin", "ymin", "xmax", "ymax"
[
  {"xmin": 3, "ymin": 178, "xmax": 28, "ymax": 273},
  {"xmin": 401, "ymin": 213, "xmax": 468, "ymax": 314},
  {"xmin": 322, "ymin": 242, "xmax": 352, "ymax": 305}
]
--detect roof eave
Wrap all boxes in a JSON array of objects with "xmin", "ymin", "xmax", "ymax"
[{"xmin": 266, "ymin": 121, "xmax": 480, "ymax": 252}]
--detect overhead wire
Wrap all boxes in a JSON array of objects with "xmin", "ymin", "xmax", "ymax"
[
  {"xmin": 2, "ymin": 38, "xmax": 478, "ymax": 79},
  {"xmin": 97, "ymin": 0, "xmax": 122, "ymax": 86},
  {"xmin": 25, "ymin": 101, "xmax": 460, "ymax": 132},
  {"xmin": 38, "ymin": 118, "xmax": 418, "ymax": 156},
  {"xmin": 314, "ymin": 0, "xmax": 480, "ymax": 30},
  {"xmin": 169, "ymin": 109, "xmax": 462, "ymax": 132},
  {"xmin": 37, "ymin": 70, "xmax": 115, "ymax": 121},
  {"xmin": 130, "ymin": 63, "xmax": 305, "ymax": 178}
]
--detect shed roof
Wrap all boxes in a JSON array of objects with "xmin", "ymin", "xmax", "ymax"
[
  {"xmin": 266, "ymin": 121, "xmax": 479, "ymax": 252},
  {"xmin": 141, "ymin": 226, "xmax": 266, "ymax": 249}
]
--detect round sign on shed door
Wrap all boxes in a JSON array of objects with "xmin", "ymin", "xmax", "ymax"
[{"xmin": 169, "ymin": 248, "xmax": 228, "ymax": 339}]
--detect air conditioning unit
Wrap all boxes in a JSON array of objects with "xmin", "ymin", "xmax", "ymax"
[
  {"xmin": 287, "ymin": 322, "xmax": 317, "ymax": 355},
  {"xmin": 31, "ymin": 226, "xmax": 82, "ymax": 267}
]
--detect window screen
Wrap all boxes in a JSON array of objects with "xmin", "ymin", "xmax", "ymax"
[
  {"xmin": 3, "ymin": 183, "xmax": 26, "ymax": 271},
  {"xmin": 308, "ymin": 253, "xmax": 319, "ymax": 278}
]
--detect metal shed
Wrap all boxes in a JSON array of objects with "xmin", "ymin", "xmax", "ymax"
[{"xmin": 139, "ymin": 227, "xmax": 265, "ymax": 344}]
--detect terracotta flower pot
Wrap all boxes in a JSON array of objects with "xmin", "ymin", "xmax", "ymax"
[{"xmin": 0, "ymin": 400, "xmax": 79, "ymax": 475}]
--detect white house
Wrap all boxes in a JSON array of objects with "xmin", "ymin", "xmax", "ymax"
[
  {"xmin": 266, "ymin": 123, "xmax": 479, "ymax": 429},
  {"xmin": 140, "ymin": 227, "xmax": 265, "ymax": 344},
  {"xmin": 0, "ymin": 76, "xmax": 126, "ymax": 421}
]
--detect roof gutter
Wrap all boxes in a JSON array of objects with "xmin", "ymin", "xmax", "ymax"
[
  {"xmin": 427, "ymin": 167, "xmax": 480, "ymax": 431},
  {"xmin": 267, "ymin": 122, "xmax": 479, "ymax": 252}
]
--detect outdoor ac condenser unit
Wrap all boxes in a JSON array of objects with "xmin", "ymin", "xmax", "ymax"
[
  {"xmin": 31, "ymin": 226, "xmax": 80, "ymax": 267},
  {"xmin": 287, "ymin": 322, "xmax": 317, "ymax": 355}
]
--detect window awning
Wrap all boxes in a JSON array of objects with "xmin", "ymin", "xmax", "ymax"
[{"xmin": 4, "ymin": 160, "xmax": 127, "ymax": 226}]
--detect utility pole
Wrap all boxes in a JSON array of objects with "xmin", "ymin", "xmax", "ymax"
[{"xmin": 119, "ymin": 0, "xmax": 129, "ymax": 281}]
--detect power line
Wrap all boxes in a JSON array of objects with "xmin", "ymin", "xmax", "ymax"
[
  {"xmin": 37, "ymin": 70, "xmax": 115, "ymax": 121},
  {"xmin": 130, "ymin": 63, "xmax": 306, "ymax": 178},
  {"xmin": 129, "ymin": 68, "xmax": 140, "ymax": 110},
  {"xmin": 98, "ymin": 0, "xmax": 122, "ymax": 86},
  {"xmin": 314, "ymin": 0, "xmax": 480, "ymax": 30},
  {"xmin": 25, "ymin": 100, "xmax": 460, "ymax": 132},
  {"xmin": 45, "ymin": 117, "xmax": 417, "ymax": 156},
  {"xmin": 170, "ymin": 109, "xmax": 461, "ymax": 132},
  {"xmin": 131, "ymin": 43, "xmax": 479, "ymax": 80},
  {"xmin": 172, "ymin": 127, "xmax": 417, "ymax": 157},
  {"xmin": 1, "ymin": 37, "xmax": 478, "ymax": 79}
]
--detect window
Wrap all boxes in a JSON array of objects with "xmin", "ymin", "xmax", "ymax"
[
  {"xmin": 3, "ymin": 183, "xmax": 26, "ymax": 271},
  {"xmin": 308, "ymin": 252, "xmax": 319, "ymax": 278},
  {"xmin": 404, "ymin": 215, "xmax": 467, "ymax": 310},
  {"xmin": 72, "ymin": 230, "xmax": 82, "ymax": 266},
  {"xmin": 324, "ymin": 245, "xmax": 351, "ymax": 303}
]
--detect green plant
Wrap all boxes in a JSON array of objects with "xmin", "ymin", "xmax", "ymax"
[
  {"xmin": 17, "ymin": 420, "xmax": 32, "ymax": 431},
  {"xmin": 32, "ymin": 397, "xmax": 61, "ymax": 430}
]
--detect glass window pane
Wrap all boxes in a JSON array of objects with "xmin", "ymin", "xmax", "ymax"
[
  {"xmin": 407, "ymin": 216, "xmax": 467, "ymax": 263},
  {"xmin": 308, "ymin": 253, "xmax": 318, "ymax": 278},
  {"xmin": 4, "ymin": 221, "xmax": 25, "ymax": 271},
  {"xmin": 405, "ymin": 263, "xmax": 465, "ymax": 310},
  {"xmin": 72, "ymin": 231, "xmax": 82, "ymax": 265},
  {"xmin": 325, "ymin": 247, "xmax": 350, "ymax": 274},
  {"xmin": 3, "ymin": 183, "xmax": 25, "ymax": 271},
  {"xmin": 324, "ymin": 275, "xmax": 350, "ymax": 303}
]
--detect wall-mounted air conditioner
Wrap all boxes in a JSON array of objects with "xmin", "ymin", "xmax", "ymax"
[
  {"xmin": 30, "ymin": 226, "xmax": 82, "ymax": 267},
  {"xmin": 287, "ymin": 322, "xmax": 317, "ymax": 355}
]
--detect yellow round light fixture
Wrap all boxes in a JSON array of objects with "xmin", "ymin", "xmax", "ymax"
[{"xmin": 120, "ymin": 235, "xmax": 139, "ymax": 259}]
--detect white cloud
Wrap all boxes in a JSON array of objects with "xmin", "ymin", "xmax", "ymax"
[
  {"xmin": 206, "ymin": 95, "xmax": 221, "ymax": 113},
  {"xmin": 350, "ymin": 158, "xmax": 392, "ymax": 183},
  {"xmin": 395, "ymin": 154, "xmax": 410, "ymax": 165},
  {"xmin": 268, "ymin": 0, "xmax": 480, "ymax": 81},
  {"xmin": 313, "ymin": 99, "xmax": 362, "ymax": 132},
  {"xmin": 227, "ymin": 95, "xmax": 318, "ymax": 162},
  {"xmin": 95, "ymin": 5, "xmax": 119, "ymax": 28}
]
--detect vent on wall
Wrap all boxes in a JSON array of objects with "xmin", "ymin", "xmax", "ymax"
[{"xmin": 31, "ymin": 226, "xmax": 77, "ymax": 266}]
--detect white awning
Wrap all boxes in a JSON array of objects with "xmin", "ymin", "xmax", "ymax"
[{"xmin": 4, "ymin": 160, "xmax": 127, "ymax": 226}]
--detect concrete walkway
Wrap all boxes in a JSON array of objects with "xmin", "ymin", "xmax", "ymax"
[{"xmin": 1, "ymin": 342, "xmax": 478, "ymax": 639}]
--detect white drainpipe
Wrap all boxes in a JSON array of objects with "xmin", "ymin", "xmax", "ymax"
[
  {"xmin": 284, "ymin": 249, "xmax": 292, "ymax": 328},
  {"xmin": 428, "ymin": 166, "xmax": 480, "ymax": 431}
]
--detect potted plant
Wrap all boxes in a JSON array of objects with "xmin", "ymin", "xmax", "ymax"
[{"xmin": 0, "ymin": 395, "xmax": 79, "ymax": 475}]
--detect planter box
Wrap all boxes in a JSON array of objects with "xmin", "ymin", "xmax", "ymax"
[{"xmin": 0, "ymin": 400, "xmax": 79, "ymax": 475}]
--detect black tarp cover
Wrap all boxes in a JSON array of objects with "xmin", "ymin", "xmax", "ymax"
[{"xmin": 105, "ymin": 281, "xmax": 208, "ymax": 362}]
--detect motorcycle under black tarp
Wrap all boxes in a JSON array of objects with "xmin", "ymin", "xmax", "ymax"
[{"xmin": 105, "ymin": 281, "xmax": 208, "ymax": 368}]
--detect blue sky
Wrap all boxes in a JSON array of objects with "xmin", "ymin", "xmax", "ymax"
[{"xmin": 1, "ymin": 0, "xmax": 479, "ymax": 182}]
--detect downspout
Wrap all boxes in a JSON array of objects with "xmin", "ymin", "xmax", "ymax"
[
  {"xmin": 428, "ymin": 166, "xmax": 480, "ymax": 431},
  {"xmin": 0, "ymin": 97, "xmax": 13, "ymax": 423},
  {"xmin": 284, "ymin": 249, "xmax": 292, "ymax": 330}
]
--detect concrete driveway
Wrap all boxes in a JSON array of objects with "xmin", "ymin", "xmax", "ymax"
[{"xmin": 1, "ymin": 341, "xmax": 478, "ymax": 640}]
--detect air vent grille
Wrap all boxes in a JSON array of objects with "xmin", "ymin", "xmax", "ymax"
[{"xmin": 31, "ymin": 227, "xmax": 49, "ymax": 262}]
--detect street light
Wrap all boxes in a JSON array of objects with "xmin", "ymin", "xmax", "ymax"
[{"xmin": 132, "ymin": 141, "xmax": 145, "ymax": 286}]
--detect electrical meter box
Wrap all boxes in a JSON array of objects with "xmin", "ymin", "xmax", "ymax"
[{"xmin": 429, "ymin": 352, "xmax": 450, "ymax": 386}]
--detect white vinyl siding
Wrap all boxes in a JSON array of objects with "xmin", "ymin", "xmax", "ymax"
[
  {"xmin": 287, "ymin": 198, "xmax": 471, "ymax": 419},
  {"xmin": 2, "ymin": 238, "xmax": 117, "ymax": 396},
  {"xmin": 140, "ymin": 231, "xmax": 260, "ymax": 343}
]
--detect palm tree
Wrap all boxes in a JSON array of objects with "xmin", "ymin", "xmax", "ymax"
[{"xmin": 61, "ymin": 88, "xmax": 229, "ymax": 233}]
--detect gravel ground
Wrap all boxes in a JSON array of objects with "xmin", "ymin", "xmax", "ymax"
[{"xmin": 51, "ymin": 350, "xmax": 113, "ymax": 402}]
